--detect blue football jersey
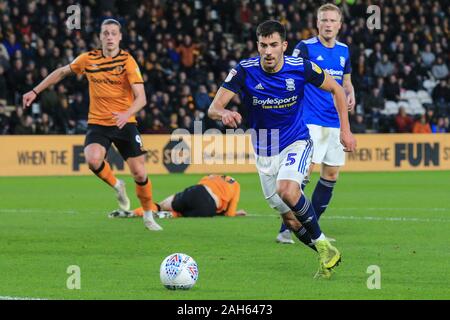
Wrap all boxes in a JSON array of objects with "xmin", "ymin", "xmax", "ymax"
[
  {"xmin": 293, "ymin": 36, "xmax": 351, "ymax": 128},
  {"xmin": 221, "ymin": 56, "xmax": 325, "ymax": 156}
]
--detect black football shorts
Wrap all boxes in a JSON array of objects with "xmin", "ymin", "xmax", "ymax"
[
  {"xmin": 84, "ymin": 123, "xmax": 146, "ymax": 160},
  {"xmin": 172, "ymin": 185, "xmax": 217, "ymax": 217}
]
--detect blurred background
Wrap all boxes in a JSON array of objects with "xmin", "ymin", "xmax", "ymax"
[{"xmin": 0, "ymin": 0, "xmax": 448, "ymax": 136}]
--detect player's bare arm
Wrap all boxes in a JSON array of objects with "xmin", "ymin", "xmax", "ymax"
[
  {"xmin": 22, "ymin": 64, "xmax": 73, "ymax": 108},
  {"xmin": 343, "ymin": 74, "xmax": 356, "ymax": 111},
  {"xmin": 320, "ymin": 73, "xmax": 357, "ymax": 152},
  {"xmin": 112, "ymin": 83, "xmax": 147, "ymax": 129},
  {"xmin": 207, "ymin": 87, "xmax": 242, "ymax": 128}
]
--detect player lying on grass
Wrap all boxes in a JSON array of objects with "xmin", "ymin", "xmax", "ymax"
[{"xmin": 109, "ymin": 174, "xmax": 246, "ymax": 218}]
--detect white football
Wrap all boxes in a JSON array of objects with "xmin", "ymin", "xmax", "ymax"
[{"xmin": 160, "ymin": 253, "xmax": 199, "ymax": 290}]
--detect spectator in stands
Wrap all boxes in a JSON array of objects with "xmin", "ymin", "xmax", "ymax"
[
  {"xmin": 6, "ymin": 58, "xmax": 25, "ymax": 104},
  {"xmin": 181, "ymin": 115, "xmax": 194, "ymax": 133},
  {"xmin": 0, "ymin": 43, "xmax": 10, "ymax": 70},
  {"xmin": 2, "ymin": 33, "xmax": 21, "ymax": 57},
  {"xmin": 136, "ymin": 109, "xmax": 152, "ymax": 134},
  {"xmin": 69, "ymin": 93, "xmax": 88, "ymax": 134},
  {"xmin": 432, "ymin": 79, "xmax": 450, "ymax": 115},
  {"xmin": 395, "ymin": 106, "xmax": 413, "ymax": 133},
  {"xmin": 149, "ymin": 118, "xmax": 169, "ymax": 134},
  {"xmin": 431, "ymin": 117, "xmax": 448, "ymax": 133},
  {"xmin": 52, "ymin": 84, "xmax": 71, "ymax": 134},
  {"xmin": 0, "ymin": 102, "xmax": 9, "ymax": 134},
  {"xmin": 374, "ymin": 54, "xmax": 395, "ymax": 78},
  {"xmin": 177, "ymin": 35, "xmax": 198, "ymax": 71},
  {"xmin": 8, "ymin": 106, "xmax": 23, "ymax": 134},
  {"xmin": 12, "ymin": 108, "xmax": 33, "ymax": 134},
  {"xmin": 168, "ymin": 113, "xmax": 179, "ymax": 132},
  {"xmin": 350, "ymin": 113, "xmax": 367, "ymax": 134},
  {"xmin": 400, "ymin": 65, "xmax": 420, "ymax": 91},
  {"xmin": 412, "ymin": 114, "xmax": 432, "ymax": 133},
  {"xmin": 431, "ymin": 56, "xmax": 449, "ymax": 80},
  {"xmin": 0, "ymin": 65, "xmax": 7, "ymax": 101},
  {"xmin": 39, "ymin": 85, "xmax": 59, "ymax": 116},
  {"xmin": 35, "ymin": 112, "xmax": 53, "ymax": 134},
  {"xmin": 384, "ymin": 75, "xmax": 401, "ymax": 101},
  {"xmin": 426, "ymin": 108, "xmax": 437, "ymax": 128},
  {"xmin": 194, "ymin": 85, "xmax": 211, "ymax": 112},
  {"xmin": 420, "ymin": 44, "xmax": 436, "ymax": 68},
  {"xmin": 368, "ymin": 42, "xmax": 383, "ymax": 66},
  {"xmin": 0, "ymin": 0, "xmax": 448, "ymax": 135},
  {"xmin": 357, "ymin": 53, "xmax": 371, "ymax": 88},
  {"xmin": 363, "ymin": 87, "xmax": 384, "ymax": 114}
]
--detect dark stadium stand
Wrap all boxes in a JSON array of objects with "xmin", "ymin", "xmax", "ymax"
[{"xmin": 0, "ymin": 0, "xmax": 448, "ymax": 134}]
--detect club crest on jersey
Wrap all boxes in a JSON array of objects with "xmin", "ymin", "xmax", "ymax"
[
  {"xmin": 285, "ymin": 78, "xmax": 295, "ymax": 91},
  {"xmin": 340, "ymin": 56, "xmax": 345, "ymax": 67},
  {"xmin": 225, "ymin": 69, "xmax": 237, "ymax": 82}
]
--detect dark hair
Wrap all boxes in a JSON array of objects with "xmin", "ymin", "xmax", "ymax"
[
  {"xmin": 101, "ymin": 18, "xmax": 122, "ymax": 31},
  {"xmin": 256, "ymin": 20, "xmax": 286, "ymax": 41}
]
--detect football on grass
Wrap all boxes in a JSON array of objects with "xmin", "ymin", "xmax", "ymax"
[{"xmin": 160, "ymin": 253, "xmax": 199, "ymax": 290}]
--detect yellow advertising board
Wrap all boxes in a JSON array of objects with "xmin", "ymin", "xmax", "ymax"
[
  {"xmin": 345, "ymin": 134, "xmax": 450, "ymax": 171},
  {"xmin": 0, "ymin": 134, "xmax": 449, "ymax": 176}
]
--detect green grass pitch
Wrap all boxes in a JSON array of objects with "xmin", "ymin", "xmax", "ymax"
[{"xmin": 1, "ymin": 171, "xmax": 449, "ymax": 300}]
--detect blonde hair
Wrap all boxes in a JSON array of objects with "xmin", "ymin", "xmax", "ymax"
[{"xmin": 317, "ymin": 3, "xmax": 342, "ymax": 21}]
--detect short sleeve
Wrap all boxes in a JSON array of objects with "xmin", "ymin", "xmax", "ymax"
[
  {"xmin": 221, "ymin": 64, "xmax": 246, "ymax": 94},
  {"xmin": 70, "ymin": 53, "xmax": 89, "ymax": 75},
  {"xmin": 292, "ymin": 41, "xmax": 309, "ymax": 59},
  {"xmin": 344, "ymin": 49, "xmax": 352, "ymax": 74},
  {"xmin": 224, "ymin": 182, "xmax": 240, "ymax": 217},
  {"xmin": 126, "ymin": 56, "xmax": 144, "ymax": 84},
  {"xmin": 303, "ymin": 59, "xmax": 326, "ymax": 88}
]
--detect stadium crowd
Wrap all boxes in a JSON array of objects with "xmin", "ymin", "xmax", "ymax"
[{"xmin": 0, "ymin": 0, "xmax": 449, "ymax": 135}]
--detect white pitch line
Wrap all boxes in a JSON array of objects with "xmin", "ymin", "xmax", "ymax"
[
  {"xmin": 1, "ymin": 208, "xmax": 449, "ymax": 223},
  {"xmin": 0, "ymin": 207, "xmax": 448, "ymax": 214},
  {"xmin": 0, "ymin": 209, "xmax": 80, "ymax": 214},
  {"xmin": 0, "ymin": 296, "xmax": 47, "ymax": 300},
  {"xmin": 331, "ymin": 207, "xmax": 450, "ymax": 212},
  {"xmin": 323, "ymin": 215, "xmax": 450, "ymax": 223},
  {"xmin": 246, "ymin": 214, "xmax": 450, "ymax": 223}
]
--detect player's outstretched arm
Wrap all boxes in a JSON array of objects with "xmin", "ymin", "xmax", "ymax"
[
  {"xmin": 22, "ymin": 65, "xmax": 73, "ymax": 108},
  {"xmin": 320, "ymin": 73, "xmax": 357, "ymax": 152},
  {"xmin": 343, "ymin": 74, "xmax": 356, "ymax": 111},
  {"xmin": 207, "ymin": 87, "xmax": 242, "ymax": 128}
]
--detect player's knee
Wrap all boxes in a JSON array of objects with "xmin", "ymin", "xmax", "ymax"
[
  {"xmin": 131, "ymin": 168, "xmax": 147, "ymax": 183},
  {"xmin": 322, "ymin": 167, "xmax": 339, "ymax": 181},
  {"xmin": 266, "ymin": 194, "xmax": 290, "ymax": 214},
  {"xmin": 276, "ymin": 183, "xmax": 299, "ymax": 207},
  {"xmin": 323, "ymin": 173, "xmax": 338, "ymax": 181},
  {"xmin": 86, "ymin": 157, "xmax": 104, "ymax": 171}
]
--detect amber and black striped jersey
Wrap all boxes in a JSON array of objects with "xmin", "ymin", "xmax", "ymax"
[
  {"xmin": 198, "ymin": 175, "xmax": 241, "ymax": 216},
  {"xmin": 70, "ymin": 49, "xmax": 144, "ymax": 126}
]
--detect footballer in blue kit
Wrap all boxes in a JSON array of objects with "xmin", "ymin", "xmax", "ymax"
[
  {"xmin": 277, "ymin": 3, "xmax": 357, "ymax": 245},
  {"xmin": 208, "ymin": 20, "xmax": 356, "ymax": 279}
]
